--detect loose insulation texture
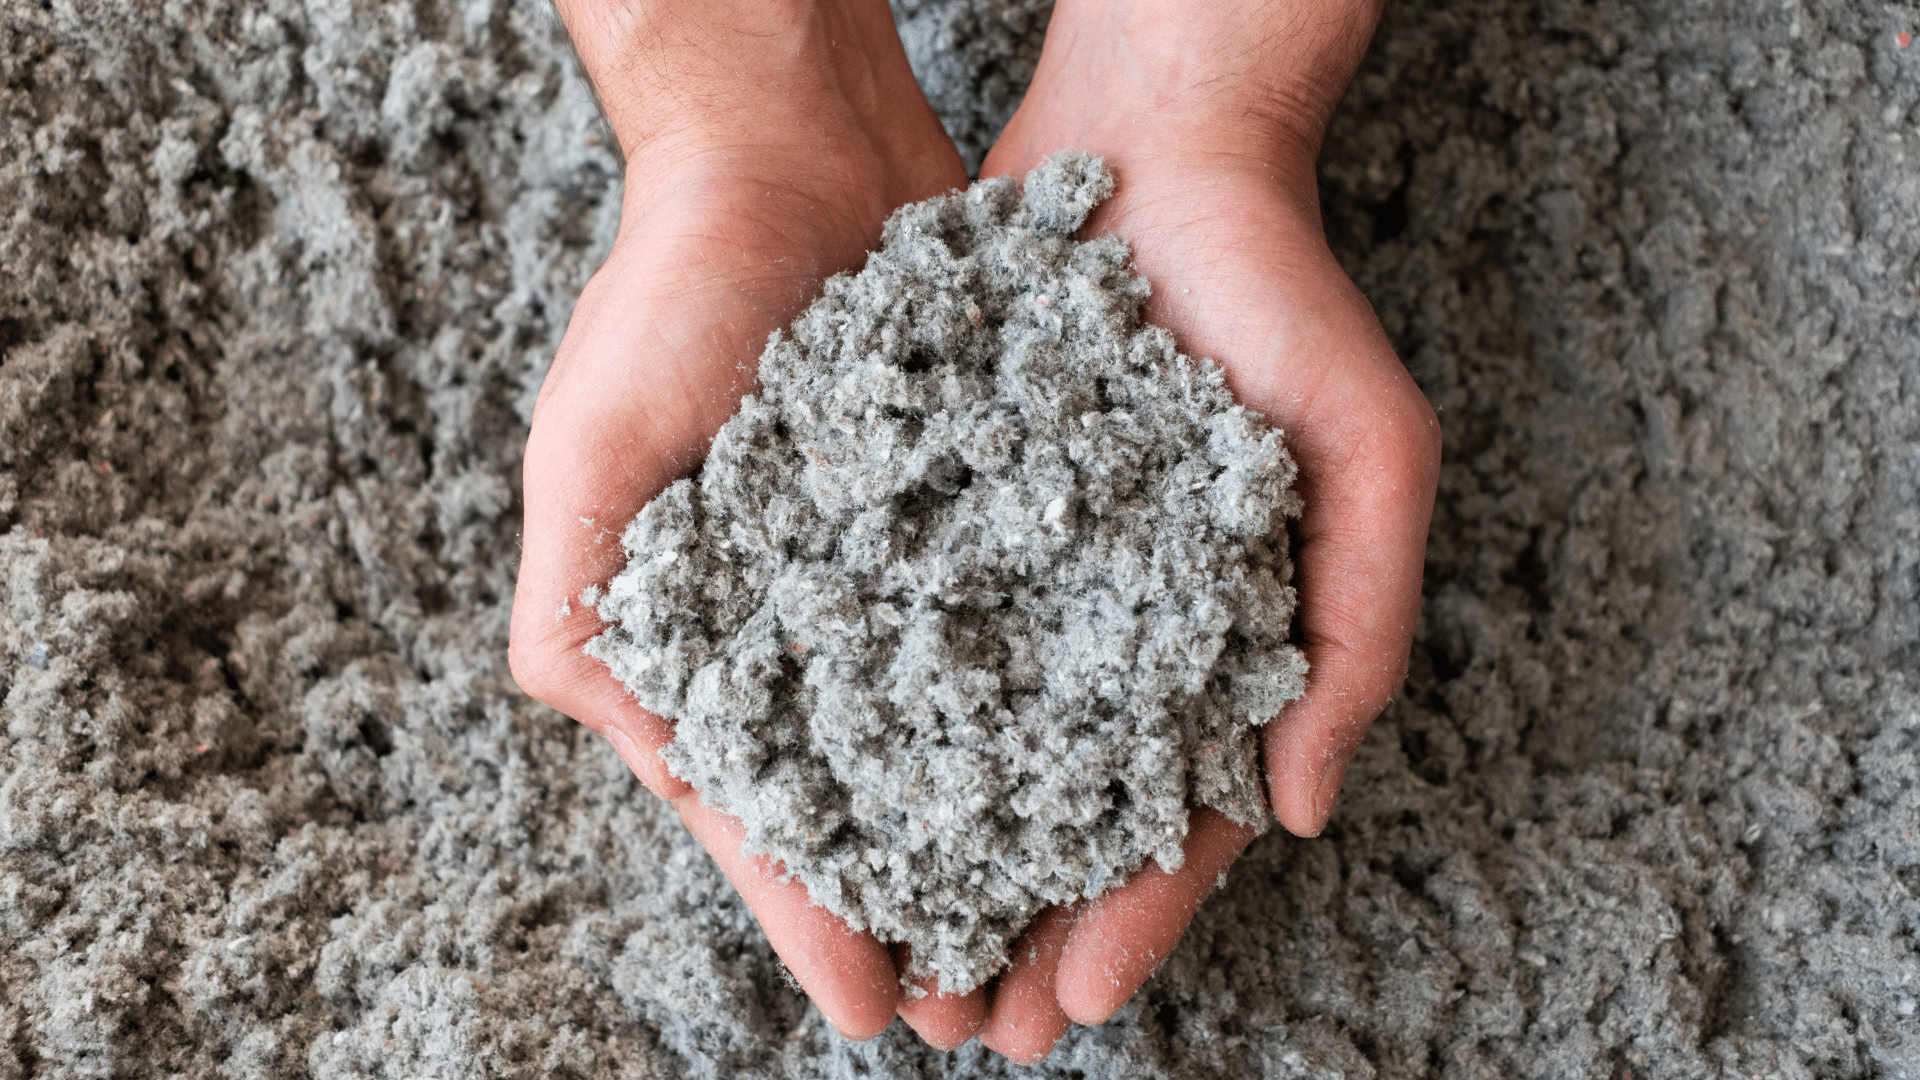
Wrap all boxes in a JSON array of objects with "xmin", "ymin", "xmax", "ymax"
[{"xmin": 1, "ymin": 1, "xmax": 1916, "ymax": 1077}]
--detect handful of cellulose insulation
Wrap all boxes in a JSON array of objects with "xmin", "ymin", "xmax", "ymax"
[{"xmin": 588, "ymin": 152, "xmax": 1306, "ymax": 995}]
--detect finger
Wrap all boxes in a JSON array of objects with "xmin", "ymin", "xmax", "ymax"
[
  {"xmin": 1257, "ymin": 326, "xmax": 1438, "ymax": 836},
  {"xmin": 978, "ymin": 904, "xmax": 1076, "ymax": 1064},
  {"xmin": 674, "ymin": 793, "xmax": 900, "ymax": 1040},
  {"xmin": 1261, "ymin": 518, "xmax": 1426, "ymax": 835},
  {"xmin": 890, "ymin": 943, "xmax": 987, "ymax": 1051},
  {"xmin": 1054, "ymin": 807, "xmax": 1255, "ymax": 1024}
]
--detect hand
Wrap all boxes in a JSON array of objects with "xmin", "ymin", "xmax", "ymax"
[
  {"xmin": 965, "ymin": 0, "xmax": 1440, "ymax": 1061},
  {"xmin": 507, "ymin": 0, "xmax": 969, "ymax": 1043}
]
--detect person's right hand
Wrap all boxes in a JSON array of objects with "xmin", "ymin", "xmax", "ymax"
[{"xmin": 507, "ymin": 0, "xmax": 979, "ymax": 1047}]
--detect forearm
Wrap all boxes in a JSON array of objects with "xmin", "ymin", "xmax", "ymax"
[{"xmin": 551, "ymin": 0, "xmax": 931, "ymax": 168}]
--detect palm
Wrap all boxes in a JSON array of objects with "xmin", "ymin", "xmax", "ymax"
[
  {"xmin": 512, "ymin": 150, "xmax": 970, "ymax": 1043},
  {"xmin": 1083, "ymin": 166, "xmax": 1441, "ymax": 835},
  {"xmin": 961, "ymin": 139, "xmax": 1438, "ymax": 1060}
]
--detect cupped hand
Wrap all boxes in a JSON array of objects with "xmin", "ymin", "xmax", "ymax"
[
  {"xmin": 508, "ymin": 0, "xmax": 970, "ymax": 1044},
  {"xmin": 515, "ymin": 0, "xmax": 1434, "ymax": 1062},
  {"xmin": 966, "ymin": 0, "xmax": 1439, "ymax": 1061}
]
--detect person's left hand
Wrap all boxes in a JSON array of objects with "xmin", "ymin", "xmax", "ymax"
[{"xmin": 945, "ymin": 0, "xmax": 1441, "ymax": 1061}]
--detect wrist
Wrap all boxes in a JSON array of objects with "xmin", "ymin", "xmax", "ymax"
[
  {"xmin": 553, "ymin": 0, "xmax": 930, "ymax": 169},
  {"xmin": 996, "ymin": 0, "xmax": 1383, "ymax": 180}
]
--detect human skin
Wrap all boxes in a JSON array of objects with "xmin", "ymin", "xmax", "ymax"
[
  {"xmin": 509, "ymin": 0, "xmax": 1438, "ymax": 1063},
  {"xmin": 969, "ymin": 0, "xmax": 1440, "ymax": 1058}
]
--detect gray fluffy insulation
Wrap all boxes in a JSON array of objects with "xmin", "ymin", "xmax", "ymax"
[
  {"xmin": 587, "ymin": 153, "xmax": 1304, "ymax": 995},
  {"xmin": 2, "ymin": 0, "xmax": 1917, "ymax": 1078}
]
